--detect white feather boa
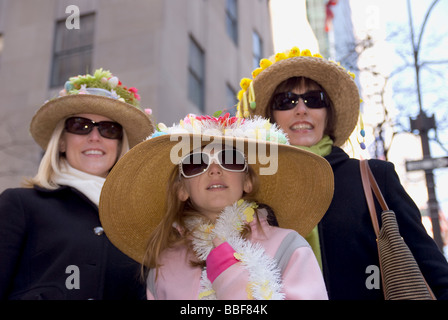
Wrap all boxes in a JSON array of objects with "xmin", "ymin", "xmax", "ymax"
[{"xmin": 185, "ymin": 199, "xmax": 285, "ymax": 300}]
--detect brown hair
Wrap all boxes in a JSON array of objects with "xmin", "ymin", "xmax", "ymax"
[
  {"xmin": 266, "ymin": 77, "xmax": 336, "ymax": 141},
  {"xmin": 141, "ymin": 163, "xmax": 261, "ymax": 278}
]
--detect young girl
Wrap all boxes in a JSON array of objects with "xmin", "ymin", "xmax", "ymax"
[{"xmin": 99, "ymin": 114, "xmax": 334, "ymax": 300}]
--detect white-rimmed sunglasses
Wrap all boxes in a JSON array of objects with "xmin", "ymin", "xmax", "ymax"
[{"xmin": 179, "ymin": 149, "xmax": 248, "ymax": 178}]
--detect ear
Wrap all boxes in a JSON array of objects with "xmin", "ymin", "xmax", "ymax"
[
  {"xmin": 59, "ymin": 135, "xmax": 67, "ymax": 153},
  {"xmin": 177, "ymin": 183, "xmax": 190, "ymax": 202},
  {"xmin": 243, "ymin": 174, "xmax": 253, "ymax": 194}
]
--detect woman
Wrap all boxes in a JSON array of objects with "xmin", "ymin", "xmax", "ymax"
[
  {"xmin": 236, "ymin": 47, "xmax": 448, "ymax": 299},
  {"xmin": 98, "ymin": 114, "xmax": 334, "ymax": 299},
  {"xmin": 0, "ymin": 69, "xmax": 154, "ymax": 300}
]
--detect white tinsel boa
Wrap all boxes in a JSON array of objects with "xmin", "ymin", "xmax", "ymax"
[{"xmin": 185, "ymin": 199, "xmax": 285, "ymax": 300}]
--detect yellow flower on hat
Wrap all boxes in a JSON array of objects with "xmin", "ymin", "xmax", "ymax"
[
  {"xmin": 259, "ymin": 58, "xmax": 272, "ymax": 70},
  {"xmin": 252, "ymin": 68, "xmax": 263, "ymax": 78},
  {"xmin": 239, "ymin": 78, "xmax": 252, "ymax": 90},
  {"xmin": 288, "ymin": 46, "xmax": 301, "ymax": 57},
  {"xmin": 300, "ymin": 49, "xmax": 312, "ymax": 57},
  {"xmin": 274, "ymin": 52, "xmax": 287, "ymax": 62}
]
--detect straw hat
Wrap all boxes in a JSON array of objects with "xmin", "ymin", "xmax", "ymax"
[
  {"xmin": 99, "ymin": 114, "xmax": 334, "ymax": 264},
  {"xmin": 30, "ymin": 68, "xmax": 154, "ymax": 149},
  {"xmin": 236, "ymin": 47, "xmax": 360, "ymax": 147}
]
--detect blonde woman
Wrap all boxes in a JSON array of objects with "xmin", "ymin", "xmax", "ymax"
[{"xmin": 0, "ymin": 69, "xmax": 154, "ymax": 300}]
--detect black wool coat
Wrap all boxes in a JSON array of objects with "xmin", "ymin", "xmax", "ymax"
[
  {"xmin": 320, "ymin": 146, "xmax": 448, "ymax": 299},
  {"xmin": 0, "ymin": 186, "xmax": 146, "ymax": 300}
]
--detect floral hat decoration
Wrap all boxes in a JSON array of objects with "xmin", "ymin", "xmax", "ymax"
[
  {"xmin": 99, "ymin": 113, "xmax": 334, "ymax": 265},
  {"xmin": 236, "ymin": 46, "xmax": 361, "ymax": 147},
  {"xmin": 30, "ymin": 68, "xmax": 154, "ymax": 149}
]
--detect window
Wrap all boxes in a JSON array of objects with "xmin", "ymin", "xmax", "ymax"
[
  {"xmin": 252, "ymin": 31, "xmax": 263, "ymax": 70},
  {"xmin": 188, "ymin": 37, "xmax": 205, "ymax": 112},
  {"xmin": 226, "ymin": 84, "xmax": 238, "ymax": 116},
  {"xmin": 0, "ymin": 33, "xmax": 3, "ymax": 68},
  {"xmin": 226, "ymin": 0, "xmax": 238, "ymax": 45},
  {"xmin": 50, "ymin": 13, "xmax": 95, "ymax": 87}
]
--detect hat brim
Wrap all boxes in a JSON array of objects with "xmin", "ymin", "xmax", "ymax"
[
  {"xmin": 30, "ymin": 94, "xmax": 154, "ymax": 149},
  {"xmin": 250, "ymin": 56, "xmax": 360, "ymax": 146},
  {"xmin": 99, "ymin": 134, "xmax": 334, "ymax": 265}
]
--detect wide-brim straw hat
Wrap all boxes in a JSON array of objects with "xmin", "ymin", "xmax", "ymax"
[
  {"xmin": 237, "ymin": 47, "xmax": 360, "ymax": 147},
  {"xmin": 99, "ymin": 115, "xmax": 334, "ymax": 264},
  {"xmin": 30, "ymin": 69, "xmax": 154, "ymax": 149}
]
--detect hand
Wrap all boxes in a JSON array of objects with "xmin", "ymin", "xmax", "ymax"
[{"xmin": 212, "ymin": 237, "xmax": 224, "ymax": 248}]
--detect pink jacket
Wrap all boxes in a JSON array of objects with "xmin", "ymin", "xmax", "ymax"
[{"xmin": 146, "ymin": 217, "xmax": 328, "ymax": 300}]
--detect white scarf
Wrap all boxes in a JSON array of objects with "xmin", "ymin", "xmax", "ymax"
[
  {"xmin": 185, "ymin": 199, "xmax": 285, "ymax": 300},
  {"xmin": 53, "ymin": 161, "xmax": 105, "ymax": 206}
]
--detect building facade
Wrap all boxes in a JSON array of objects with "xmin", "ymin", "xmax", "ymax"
[{"xmin": 0, "ymin": 0, "xmax": 274, "ymax": 191}]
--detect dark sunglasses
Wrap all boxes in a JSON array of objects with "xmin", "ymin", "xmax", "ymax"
[
  {"xmin": 179, "ymin": 149, "xmax": 248, "ymax": 178},
  {"xmin": 272, "ymin": 90, "xmax": 328, "ymax": 110},
  {"xmin": 64, "ymin": 117, "xmax": 123, "ymax": 140}
]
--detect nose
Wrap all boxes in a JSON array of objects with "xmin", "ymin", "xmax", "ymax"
[
  {"xmin": 294, "ymin": 98, "xmax": 308, "ymax": 115},
  {"xmin": 207, "ymin": 162, "xmax": 222, "ymax": 175},
  {"xmin": 87, "ymin": 127, "xmax": 102, "ymax": 141}
]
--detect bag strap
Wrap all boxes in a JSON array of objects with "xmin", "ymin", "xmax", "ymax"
[
  {"xmin": 360, "ymin": 160, "xmax": 386, "ymax": 236},
  {"xmin": 359, "ymin": 159, "xmax": 437, "ymax": 300}
]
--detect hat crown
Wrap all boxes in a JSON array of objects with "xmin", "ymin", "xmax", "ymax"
[
  {"xmin": 59, "ymin": 68, "xmax": 142, "ymax": 109},
  {"xmin": 152, "ymin": 113, "xmax": 289, "ymax": 145}
]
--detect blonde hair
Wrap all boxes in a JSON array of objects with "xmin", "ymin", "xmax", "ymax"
[
  {"xmin": 23, "ymin": 118, "xmax": 130, "ymax": 189},
  {"xmin": 142, "ymin": 164, "xmax": 260, "ymax": 277}
]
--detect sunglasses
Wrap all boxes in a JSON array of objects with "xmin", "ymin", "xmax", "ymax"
[
  {"xmin": 272, "ymin": 90, "xmax": 328, "ymax": 110},
  {"xmin": 64, "ymin": 117, "xmax": 123, "ymax": 140},
  {"xmin": 179, "ymin": 149, "xmax": 248, "ymax": 178}
]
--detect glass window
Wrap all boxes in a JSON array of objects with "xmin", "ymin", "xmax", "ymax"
[
  {"xmin": 50, "ymin": 13, "xmax": 95, "ymax": 87},
  {"xmin": 252, "ymin": 31, "xmax": 263, "ymax": 69},
  {"xmin": 226, "ymin": 0, "xmax": 238, "ymax": 45},
  {"xmin": 188, "ymin": 37, "xmax": 205, "ymax": 112}
]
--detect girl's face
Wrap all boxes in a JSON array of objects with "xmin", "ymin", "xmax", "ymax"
[
  {"xmin": 59, "ymin": 113, "xmax": 121, "ymax": 178},
  {"xmin": 178, "ymin": 150, "xmax": 253, "ymax": 221},
  {"xmin": 272, "ymin": 82, "xmax": 328, "ymax": 147}
]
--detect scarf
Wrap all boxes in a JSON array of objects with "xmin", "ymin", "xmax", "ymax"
[
  {"xmin": 295, "ymin": 135, "xmax": 333, "ymax": 157},
  {"xmin": 185, "ymin": 200, "xmax": 285, "ymax": 300},
  {"xmin": 294, "ymin": 135, "xmax": 334, "ymax": 271},
  {"xmin": 53, "ymin": 161, "xmax": 105, "ymax": 206}
]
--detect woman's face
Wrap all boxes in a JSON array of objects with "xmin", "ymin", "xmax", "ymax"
[
  {"xmin": 59, "ymin": 113, "xmax": 121, "ymax": 177},
  {"xmin": 178, "ymin": 149, "xmax": 253, "ymax": 221},
  {"xmin": 272, "ymin": 82, "xmax": 328, "ymax": 147}
]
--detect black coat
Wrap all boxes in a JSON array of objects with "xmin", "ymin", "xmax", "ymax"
[
  {"xmin": 0, "ymin": 186, "xmax": 146, "ymax": 300},
  {"xmin": 320, "ymin": 146, "xmax": 448, "ymax": 299}
]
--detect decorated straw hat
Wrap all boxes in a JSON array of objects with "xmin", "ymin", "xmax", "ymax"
[
  {"xmin": 30, "ymin": 68, "xmax": 154, "ymax": 149},
  {"xmin": 99, "ymin": 113, "xmax": 334, "ymax": 264},
  {"xmin": 236, "ymin": 46, "xmax": 360, "ymax": 147}
]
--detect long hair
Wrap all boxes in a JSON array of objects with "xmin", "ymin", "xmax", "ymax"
[
  {"xmin": 23, "ymin": 118, "xmax": 130, "ymax": 189},
  {"xmin": 141, "ymin": 164, "xmax": 260, "ymax": 278},
  {"xmin": 266, "ymin": 76, "xmax": 336, "ymax": 141}
]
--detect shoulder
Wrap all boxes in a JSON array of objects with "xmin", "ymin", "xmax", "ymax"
[
  {"xmin": 270, "ymin": 229, "xmax": 311, "ymax": 274},
  {"xmin": 0, "ymin": 185, "xmax": 79, "ymax": 202},
  {"xmin": 326, "ymin": 147, "xmax": 395, "ymax": 176}
]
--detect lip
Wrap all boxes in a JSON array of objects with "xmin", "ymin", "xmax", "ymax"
[
  {"xmin": 290, "ymin": 121, "xmax": 314, "ymax": 131},
  {"xmin": 206, "ymin": 182, "xmax": 228, "ymax": 190}
]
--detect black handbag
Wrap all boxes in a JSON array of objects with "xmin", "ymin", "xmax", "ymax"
[{"xmin": 360, "ymin": 160, "xmax": 436, "ymax": 300}]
